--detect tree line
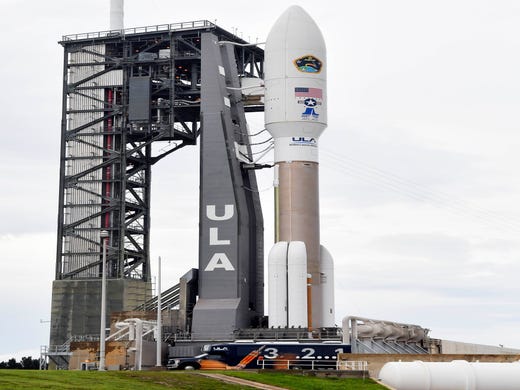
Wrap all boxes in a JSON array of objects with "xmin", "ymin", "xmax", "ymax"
[{"xmin": 0, "ymin": 356, "xmax": 41, "ymax": 369}]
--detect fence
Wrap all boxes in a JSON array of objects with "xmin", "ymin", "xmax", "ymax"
[
  {"xmin": 256, "ymin": 358, "xmax": 368, "ymax": 372},
  {"xmin": 62, "ymin": 20, "xmax": 216, "ymax": 41}
]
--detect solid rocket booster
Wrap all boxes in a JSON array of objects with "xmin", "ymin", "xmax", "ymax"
[{"xmin": 265, "ymin": 6, "xmax": 335, "ymax": 329}]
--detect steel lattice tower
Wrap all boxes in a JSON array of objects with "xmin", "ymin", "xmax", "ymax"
[{"xmin": 49, "ymin": 21, "xmax": 264, "ymax": 365}]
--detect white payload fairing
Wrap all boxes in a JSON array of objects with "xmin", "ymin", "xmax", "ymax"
[{"xmin": 264, "ymin": 6, "xmax": 335, "ymax": 329}]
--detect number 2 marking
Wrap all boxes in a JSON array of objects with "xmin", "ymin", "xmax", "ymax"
[{"xmin": 301, "ymin": 348, "xmax": 315, "ymax": 359}]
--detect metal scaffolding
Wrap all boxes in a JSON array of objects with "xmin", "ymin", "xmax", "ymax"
[{"xmin": 50, "ymin": 20, "xmax": 264, "ymax": 355}]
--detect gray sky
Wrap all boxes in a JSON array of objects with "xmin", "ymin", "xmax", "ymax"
[{"xmin": 1, "ymin": 0, "xmax": 520, "ymax": 360}]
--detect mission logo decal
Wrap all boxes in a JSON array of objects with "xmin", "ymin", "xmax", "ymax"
[
  {"xmin": 294, "ymin": 55, "xmax": 323, "ymax": 73},
  {"xmin": 295, "ymin": 87, "xmax": 322, "ymax": 120}
]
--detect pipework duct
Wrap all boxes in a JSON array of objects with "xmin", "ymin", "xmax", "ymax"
[{"xmin": 110, "ymin": 0, "xmax": 124, "ymax": 30}]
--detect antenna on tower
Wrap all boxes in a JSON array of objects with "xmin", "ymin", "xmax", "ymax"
[{"xmin": 110, "ymin": 0, "xmax": 124, "ymax": 30}]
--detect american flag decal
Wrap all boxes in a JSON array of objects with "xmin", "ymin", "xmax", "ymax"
[{"xmin": 295, "ymin": 87, "xmax": 322, "ymax": 99}]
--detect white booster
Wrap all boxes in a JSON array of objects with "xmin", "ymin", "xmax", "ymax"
[
  {"xmin": 265, "ymin": 6, "xmax": 335, "ymax": 329},
  {"xmin": 268, "ymin": 242, "xmax": 289, "ymax": 327},
  {"xmin": 318, "ymin": 245, "xmax": 335, "ymax": 327},
  {"xmin": 268, "ymin": 241, "xmax": 308, "ymax": 328},
  {"xmin": 287, "ymin": 241, "xmax": 308, "ymax": 327}
]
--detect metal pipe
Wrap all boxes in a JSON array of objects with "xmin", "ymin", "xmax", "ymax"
[
  {"xmin": 307, "ymin": 273, "xmax": 313, "ymax": 330},
  {"xmin": 273, "ymin": 165, "xmax": 280, "ymax": 242},
  {"xmin": 156, "ymin": 256, "xmax": 162, "ymax": 367},
  {"xmin": 110, "ymin": 0, "xmax": 124, "ymax": 30},
  {"xmin": 98, "ymin": 230, "xmax": 109, "ymax": 371},
  {"xmin": 135, "ymin": 319, "xmax": 143, "ymax": 370},
  {"xmin": 104, "ymin": 89, "xmax": 113, "ymax": 232}
]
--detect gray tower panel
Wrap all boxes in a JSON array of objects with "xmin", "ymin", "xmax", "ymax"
[
  {"xmin": 191, "ymin": 32, "xmax": 264, "ymax": 340},
  {"xmin": 129, "ymin": 77, "xmax": 151, "ymax": 121}
]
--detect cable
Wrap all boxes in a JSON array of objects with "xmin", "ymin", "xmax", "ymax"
[
  {"xmin": 218, "ymin": 41, "xmax": 265, "ymax": 46},
  {"xmin": 236, "ymin": 128, "xmax": 268, "ymax": 137},
  {"xmin": 249, "ymin": 137, "xmax": 273, "ymax": 146},
  {"xmin": 227, "ymin": 84, "xmax": 264, "ymax": 91},
  {"xmin": 249, "ymin": 128, "xmax": 267, "ymax": 137},
  {"xmin": 321, "ymin": 147, "xmax": 520, "ymax": 233},
  {"xmin": 242, "ymin": 183, "xmax": 274, "ymax": 193},
  {"xmin": 250, "ymin": 144, "xmax": 274, "ymax": 156}
]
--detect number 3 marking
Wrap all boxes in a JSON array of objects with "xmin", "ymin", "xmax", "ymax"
[{"xmin": 263, "ymin": 347, "xmax": 279, "ymax": 359}]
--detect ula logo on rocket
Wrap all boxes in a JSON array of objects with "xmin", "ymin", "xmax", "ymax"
[{"xmin": 291, "ymin": 137, "xmax": 317, "ymax": 146}]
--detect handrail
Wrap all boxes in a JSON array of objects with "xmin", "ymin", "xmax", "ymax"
[
  {"xmin": 62, "ymin": 20, "xmax": 216, "ymax": 42},
  {"xmin": 256, "ymin": 358, "xmax": 368, "ymax": 371}
]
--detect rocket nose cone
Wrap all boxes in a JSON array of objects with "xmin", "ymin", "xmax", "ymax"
[
  {"xmin": 266, "ymin": 5, "xmax": 325, "ymax": 49},
  {"xmin": 277, "ymin": 5, "xmax": 313, "ymax": 23},
  {"xmin": 283, "ymin": 5, "xmax": 310, "ymax": 18}
]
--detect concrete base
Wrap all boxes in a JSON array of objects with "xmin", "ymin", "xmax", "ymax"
[
  {"xmin": 69, "ymin": 340, "xmax": 167, "ymax": 370},
  {"xmin": 191, "ymin": 298, "xmax": 242, "ymax": 340},
  {"xmin": 49, "ymin": 279, "xmax": 152, "ymax": 347}
]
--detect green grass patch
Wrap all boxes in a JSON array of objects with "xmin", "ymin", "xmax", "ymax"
[
  {"xmin": 0, "ymin": 369, "xmax": 387, "ymax": 389},
  {"xmin": 224, "ymin": 370, "xmax": 387, "ymax": 390},
  {"xmin": 0, "ymin": 370, "xmax": 243, "ymax": 390}
]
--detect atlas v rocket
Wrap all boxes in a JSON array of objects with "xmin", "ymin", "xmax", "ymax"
[{"xmin": 265, "ymin": 6, "xmax": 335, "ymax": 329}]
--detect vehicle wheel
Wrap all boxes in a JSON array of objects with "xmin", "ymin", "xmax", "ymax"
[{"xmin": 182, "ymin": 364, "xmax": 197, "ymax": 370}]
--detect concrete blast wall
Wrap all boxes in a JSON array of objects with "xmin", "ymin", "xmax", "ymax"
[
  {"xmin": 440, "ymin": 340, "xmax": 520, "ymax": 355},
  {"xmin": 50, "ymin": 279, "xmax": 152, "ymax": 346}
]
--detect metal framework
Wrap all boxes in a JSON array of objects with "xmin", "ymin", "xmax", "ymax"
[
  {"xmin": 55, "ymin": 21, "xmax": 263, "ymax": 282},
  {"xmin": 50, "ymin": 21, "xmax": 264, "ymax": 358}
]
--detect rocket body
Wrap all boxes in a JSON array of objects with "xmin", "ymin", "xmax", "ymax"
[{"xmin": 265, "ymin": 6, "xmax": 335, "ymax": 329}]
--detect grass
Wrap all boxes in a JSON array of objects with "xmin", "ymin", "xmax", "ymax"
[
  {"xmin": 0, "ymin": 370, "xmax": 242, "ymax": 390},
  {"xmin": 224, "ymin": 371, "xmax": 386, "ymax": 390},
  {"xmin": 0, "ymin": 370, "xmax": 387, "ymax": 389}
]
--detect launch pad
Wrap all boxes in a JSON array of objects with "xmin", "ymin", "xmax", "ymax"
[{"xmin": 46, "ymin": 6, "xmax": 520, "ymax": 375}]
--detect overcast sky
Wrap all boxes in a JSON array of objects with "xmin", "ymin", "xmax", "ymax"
[{"xmin": 1, "ymin": 0, "xmax": 520, "ymax": 361}]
